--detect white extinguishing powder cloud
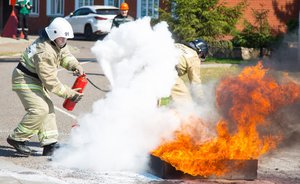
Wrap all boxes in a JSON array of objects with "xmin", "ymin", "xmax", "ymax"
[{"xmin": 53, "ymin": 17, "xmax": 181, "ymax": 172}]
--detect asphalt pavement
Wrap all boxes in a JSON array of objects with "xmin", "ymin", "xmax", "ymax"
[{"xmin": 0, "ymin": 35, "xmax": 299, "ymax": 184}]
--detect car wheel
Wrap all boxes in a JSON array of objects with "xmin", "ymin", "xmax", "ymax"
[{"xmin": 84, "ymin": 24, "xmax": 94, "ymax": 40}]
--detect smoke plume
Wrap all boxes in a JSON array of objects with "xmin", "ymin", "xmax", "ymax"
[{"xmin": 53, "ymin": 17, "xmax": 182, "ymax": 172}]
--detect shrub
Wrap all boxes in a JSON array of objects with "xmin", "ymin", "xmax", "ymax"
[{"xmin": 232, "ymin": 7, "xmax": 276, "ymax": 57}]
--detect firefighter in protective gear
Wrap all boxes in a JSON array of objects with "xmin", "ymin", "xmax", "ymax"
[
  {"xmin": 112, "ymin": 2, "xmax": 134, "ymax": 28},
  {"xmin": 158, "ymin": 39, "xmax": 208, "ymax": 106},
  {"xmin": 7, "ymin": 17, "xmax": 84, "ymax": 156}
]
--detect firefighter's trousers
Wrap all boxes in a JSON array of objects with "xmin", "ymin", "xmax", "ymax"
[
  {"xmin": 170, "ymin": 77, "xmax": 193, "ymax": 104},
  {"xmin": 9, "ymin": 88, "xmax": 58, "ymax": 146},
  {"xmin": 157, "ymin": 77, "xmax": 193, "ymax": 107}
]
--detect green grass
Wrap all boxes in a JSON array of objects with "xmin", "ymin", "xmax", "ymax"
[
  {"xmin": 200, "ymin": 65, "xmax": 241, "ymax": 83},
  {"xmin": 205, "ymin": 57, "xmax": 243, "ymax": 64},
  {"xmin": 181, "ymin": 64, "xmax": 242, "ymax": 84},
  {"xmin": 200, "ymin": 57, "xmax": 244, "ymax": 83}
]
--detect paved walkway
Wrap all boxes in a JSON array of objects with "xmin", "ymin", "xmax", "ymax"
[
  {"xmin": 0, "ymin": 159, "xmax": 58, "ymax": 184},
  {"xmin": 0, "ymin": 35, "xmax": 37, "ymax": 58}
]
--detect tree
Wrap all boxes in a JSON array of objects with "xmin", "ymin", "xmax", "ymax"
[
  {"xmin": 157, "ymin": 0, "xmax": 247, "ymax": 44},
  {"xmin": 232, "ymin": 6, "xmax": 274, "ymax": 58}
]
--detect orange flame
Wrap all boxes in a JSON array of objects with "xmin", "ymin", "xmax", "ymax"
[{"xmin": 152, "ymin": 62, "xmax": 300, "ymax": 177}]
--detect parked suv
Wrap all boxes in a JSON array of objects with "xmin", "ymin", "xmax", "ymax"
[{"xmin": 65, "ymin": 5, "xmax": 119, "ymax": 39}]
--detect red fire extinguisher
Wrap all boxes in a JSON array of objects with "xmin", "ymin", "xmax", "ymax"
[{"xmin": 63, "ymin": 74, "xmax": 88, "ymax": 111}]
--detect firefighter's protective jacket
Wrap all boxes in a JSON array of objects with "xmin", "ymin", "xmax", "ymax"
[
  {"xmin": 171, "ymin": 43, "xmax": 202, "ymax": 103},
  {"xmin": 12, "ymin": 36, "xmax": 80, "ymax": 99}
]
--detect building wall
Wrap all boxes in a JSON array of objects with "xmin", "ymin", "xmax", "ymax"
[
  {"xmin": 222, "ymin": 0, "xmax": 300, "ymax": 34},
  {"xmin": 3, "ymin": 0, "xmax": 299, "ymax": 35},
  {"xmin": 125, "ymin": 0, "xmax": 137, "ymax": 18},
  {"xmin": 0, "ymin": 1, "xmax": 4, "ymax": 30},
  {"xmin": 28, "ymin": 0, "xmax": 139, "ymax": 34},
  {"xmin": 28, "ymin": 0, "xmax": 76, "ymax": 34},
  {"xmin": 28, "ymin": 0, "xmax": 50, "ymax": 34},
  {"xmin": 0, "ymin": 0, "xmax": 13, "ymax": 32}
]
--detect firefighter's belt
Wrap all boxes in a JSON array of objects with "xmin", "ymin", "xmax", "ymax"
[{"xmin": 17, "ymin": 63, "xmax": 40, "ymax": 80}]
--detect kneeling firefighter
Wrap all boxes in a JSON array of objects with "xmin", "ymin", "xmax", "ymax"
[{"xmin": 7, "ymin": 17, "xmax": 84, "ymax": 156}]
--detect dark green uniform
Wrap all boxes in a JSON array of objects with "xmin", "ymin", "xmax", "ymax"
[{"xmin": 112, "ymin": 14, "xmax": 134, "ymax": 28}]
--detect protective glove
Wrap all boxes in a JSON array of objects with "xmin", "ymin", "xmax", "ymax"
[
  {"xmin": 70, "ymin": 88, "xmax": 84, "ymax": 103},
  {"xmin": 73, "ymin": 64, "xmax": 84, "ymax": 76}
]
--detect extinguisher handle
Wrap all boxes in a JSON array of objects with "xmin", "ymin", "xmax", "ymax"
[{"xmin": 73, "ymin": 87, "xmax": 83, "ymax": 93}]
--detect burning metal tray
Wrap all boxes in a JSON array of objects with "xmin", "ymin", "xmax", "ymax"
[{"xmin": 148, "ymin": 155, "xmax": 257, "ymax": 180}]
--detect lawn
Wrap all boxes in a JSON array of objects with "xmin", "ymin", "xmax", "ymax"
[
  {"xmin": 181, "ymin": 61, "xmax": 243, "ymax": 84},
  {"xmin": 200, "ymin": 64, "xmax": 241, "ymax": 83},
  {"xmin": 200, "ymin": 57, "xmax": 245, "ymax": 83},
  {"xmin": 205, "ymin": 57, "xmax": 244, "ymax": 64}
]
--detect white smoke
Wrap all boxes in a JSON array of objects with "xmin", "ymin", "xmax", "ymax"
[{"xmin": 53, "ymin": 17, "xmax": 181, "ymax": 172}]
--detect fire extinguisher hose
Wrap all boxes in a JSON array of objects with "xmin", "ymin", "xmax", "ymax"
[
  {"xmin": 72, "ymin": 72, "xmax": 111, "ymax": 92},
  {"xmin": 86, "ymin": 77, "xmax": 111, "ymax": 92}
]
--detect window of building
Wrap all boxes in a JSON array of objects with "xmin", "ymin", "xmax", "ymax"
[
  {"xmin": 46, "ymin": 0, "xmax": 64, "ymax": 16},
  {"xmin": 137, "ymin": 0, "xmax": 159, "ymax": 19},
  {"xmin": 105, "ymin": 0, "xmax": 122, "ymax": 8},
  {"xmin": 75, "ymin": 0, "xmax": 94, "ymax": 10},
  {"xmin": 30, "ymin": 0, "xmax": 39, "ymax": 16}
]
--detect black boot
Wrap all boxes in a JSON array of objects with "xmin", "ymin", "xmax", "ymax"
[
  {"xmin": 16, "ymin": 30, "xmax": 21, "ymax": 40},
  {"xmin": 7, "ymin": 137, "xmax": 31, "ymax": 155},
  {"xmin": 24, "ymin": 29, "xmax": 29, "ymax": 40},
  {"xmin": 24, "ymin": 31, "xmax": 29, "ymax": 40},
  {"xmin": 43, "ymin": 143, "xmax": 59, "ymax": 156}
]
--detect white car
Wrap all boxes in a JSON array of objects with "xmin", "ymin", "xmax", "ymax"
[{"xmin": 65, "ymin": 5, "xmax": 119, "ymax": 39}]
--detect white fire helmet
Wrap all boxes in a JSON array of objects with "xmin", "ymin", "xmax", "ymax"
[{"xmin": 45, "ymin": 17, "xmax": 74, "ymax": 41}]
